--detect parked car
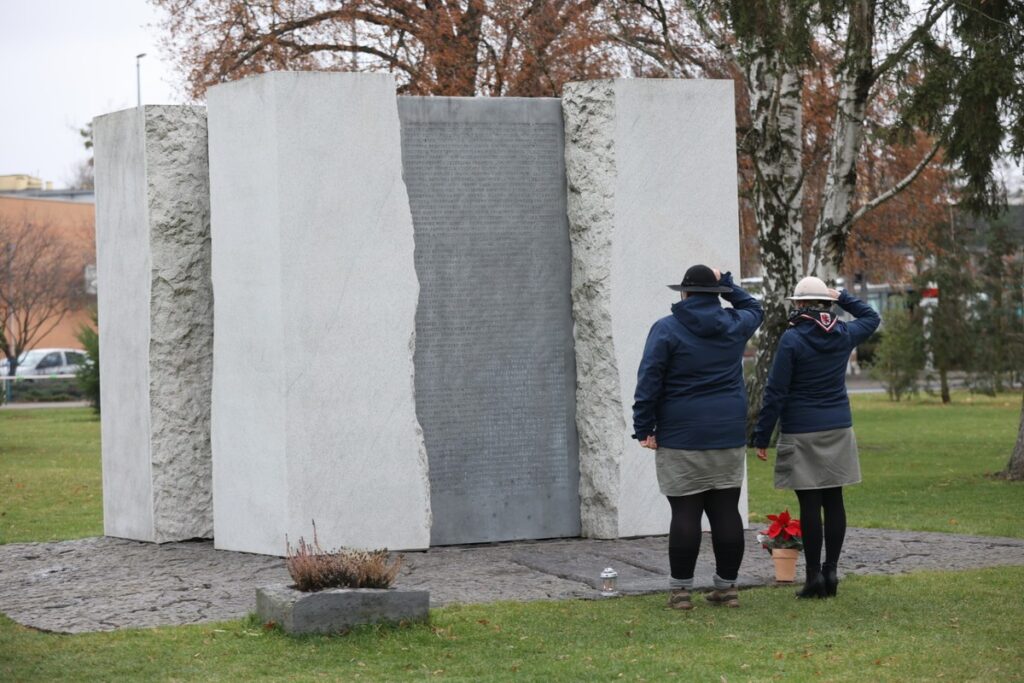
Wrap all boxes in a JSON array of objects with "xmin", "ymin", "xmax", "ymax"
[{"xmin": 9, "ymin": 348, "xmax": 88, "ymax": 377}]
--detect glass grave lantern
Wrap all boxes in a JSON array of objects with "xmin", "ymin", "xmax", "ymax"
[{"xmin": 600, "ymin": 567, "xmax": 618, "ymax": 596}]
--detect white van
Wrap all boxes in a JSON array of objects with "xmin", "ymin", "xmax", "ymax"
[{"xmin": 9, "ymin": 348, "xmax": 88, "ymax": 377}]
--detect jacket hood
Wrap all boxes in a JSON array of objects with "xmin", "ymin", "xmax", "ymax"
[
  {"xmin": 671, "ymin": 295, "xmax": 729, "ymax": 337},
  {"xmin": 790, "ymin": 313, "xmax": 848, "ymax": 352}
]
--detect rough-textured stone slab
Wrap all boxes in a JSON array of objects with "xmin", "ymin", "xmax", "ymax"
[
  {"xmin": 256, "ymin": 585, "xmax": 429, "ymax": 633},
  {"xmin": 206, "ymin": 72, "xmax": 430, "ymax": 555},
  {"xmin": 562, "ymin": 79, "xmax": 747, "ymax": 538},
  {"xmin": 3, "ymin": 528, "xmax": 1021, "ymax": 633},
  {"xmin": 398, "ymin": 97, "xmax": 580, "ymax": 545},
  {"xmin": 93, "ymin": 106, "xmax": 213, "ymax": 542}
]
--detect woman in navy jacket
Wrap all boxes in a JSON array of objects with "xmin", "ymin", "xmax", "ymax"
[
  {"xmin": 633, "ymin": 265, "xmax": 763, "ymax": 610},
  {"xmin": 752, "ymin": 276, "xmax": 880, "ymax": 599}
]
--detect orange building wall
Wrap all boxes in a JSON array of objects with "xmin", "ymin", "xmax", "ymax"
[
  {"xmin": 32, "ymin": 309, "xmax": 95, "ymax": 350},
  {"xmin": 0, "ymin": 196, "xmax": 96, "ymax": 352}
]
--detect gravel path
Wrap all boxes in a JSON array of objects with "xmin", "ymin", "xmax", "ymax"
[{"xmin": 2, "ymin": 528, "xmax": 1022, "ymax": 634}]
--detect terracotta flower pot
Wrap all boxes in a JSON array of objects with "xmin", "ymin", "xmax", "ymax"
[{"xmin": 772, "ymin": 548, "xmax": 800, "ymax": 583}]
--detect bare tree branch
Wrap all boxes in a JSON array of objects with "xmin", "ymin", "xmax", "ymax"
[
  {"xmin": 871, "ymin": 0, "xmax": 955, "ymax": 84},
  {"xmin": 0, "ymin": 215, "xmax": 89, "ymax": 371},
  {"xmin": 849, "ymin": 138, "xmax": 943, "ymax": 228},
  {"xmin": 274, "ymin": 38, "xmax": 420, "ymax": 76},
  {"xmin": 680, "ymin": 0, "xmax": 736, "ymax": 66}
]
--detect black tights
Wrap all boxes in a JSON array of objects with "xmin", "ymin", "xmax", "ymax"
[
  {"xmin": 667, "ymin": 488, "xmax": 744, "ymax": 581},
  {"xmin": 795, "ymin": 487, "xmax": 847, "ymax": 573}
]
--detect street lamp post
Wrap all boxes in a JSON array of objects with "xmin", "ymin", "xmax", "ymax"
[
  {"xmin": 136, "ymin": 53, "xmax": 147, "ymax": 108},
  {"xmin": 4, "ymin": 243, "xmax": 14, "ymax": 403}
]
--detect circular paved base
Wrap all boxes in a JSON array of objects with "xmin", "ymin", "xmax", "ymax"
[{"xmin": 1, "ymin": 528, "xmax": 1022, "ymax": 633}]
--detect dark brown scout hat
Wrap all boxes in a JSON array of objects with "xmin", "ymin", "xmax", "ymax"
[{"xmin": 667, "ymin": 264, "xmax": 732, "ymax": 293}]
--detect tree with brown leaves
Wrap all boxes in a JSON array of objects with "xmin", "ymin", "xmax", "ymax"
[{"xmin": 151, "ymin": 0, "xmax": 615, "ymax": 98}]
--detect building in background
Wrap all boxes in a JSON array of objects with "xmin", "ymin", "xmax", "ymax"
[
  {"xmin": 0, "ymin": 174, "xmax": 94, "ymax": 204},
  {"xmin": 0, "ymin": 191, "xmax": 95, "ymax": 352},
  {"xmin": 0, "ymin": 174, "xmax": 51, "ymax": 192}
]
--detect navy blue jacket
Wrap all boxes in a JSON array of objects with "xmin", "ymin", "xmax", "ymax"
[
  {"xmin": 751, "ymin": 290, "xmax": 881, "ymax": 448},
  {"xmin": 632, "ymin": 272, "xmax": 763, "ymax": 449}
]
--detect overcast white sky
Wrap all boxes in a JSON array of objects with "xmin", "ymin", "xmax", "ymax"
[
  {"xmin": 1, "ymin": 0, "xmax": 178, "ymax": 187},
  {"xmin": 1, "ymin": 0, "xmax": 1020, "ymax": 195}
]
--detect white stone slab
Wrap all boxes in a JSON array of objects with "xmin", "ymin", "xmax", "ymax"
[
  {"xmin": 93, "ymin": 106, "xmax": 213, "ymax": 543},
  {"xmin": 207, "ymin": 72, "xmax": 431, "ymax": 556},
  {"xmin": 563, "ymin": 79, "xmax": 748, "ymax": 538}
]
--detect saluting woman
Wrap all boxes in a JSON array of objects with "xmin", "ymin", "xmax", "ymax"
[
  {"xmin": 634, "ymin": 265, "xmax": 763, "ymax": 610},
  {"xmin": 751, "ymin": 276, "xmax": 880, "ymax": 599}
]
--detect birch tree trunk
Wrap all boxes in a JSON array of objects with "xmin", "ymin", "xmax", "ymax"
[
  {"xmin": 808, "ymin": 0, "xmax": 876, "ymax": 282},
  {"xmin": 743, "ymin": 48, "xmax": 805, "ymax": 435},
  {"xmin": 1003, "ymin": 390, "xmax": 1024, "ymax": 481}
]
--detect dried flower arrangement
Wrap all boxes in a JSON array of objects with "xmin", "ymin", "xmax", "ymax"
[{"xmin": 286, "ymin": 522, "xmax": 403, "ymax": 592}]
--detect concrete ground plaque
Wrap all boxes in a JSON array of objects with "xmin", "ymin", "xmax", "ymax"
[
  {"xmin": 398, "ymin": 97, "xmax": 581, "ymax": 545},
  {"xmin": 256, "ymin": 585, "xmax": 430, "ymax": 634}
]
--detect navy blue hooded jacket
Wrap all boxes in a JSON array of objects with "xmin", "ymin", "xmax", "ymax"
[
  {"xmin": 632, "ymin": 272, "xmax": 763, "ymax": 449},
  {"xmin": 751, "ymin": 290, "xmax": 881, "ymax": 448}
]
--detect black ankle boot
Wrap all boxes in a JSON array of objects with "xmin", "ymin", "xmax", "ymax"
[
  {"xmin": 822, "ymin": 564, "xmax": 838, "ymax": 597},
  {"xmin": 795, "ymin": 571, "xmax": 827, "ymax": 599}
]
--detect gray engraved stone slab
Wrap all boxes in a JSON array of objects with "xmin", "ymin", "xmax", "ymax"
[
  {"xmin": 256, "ymin": 585, "xmax": 430, "ymax": 634},
  {"xmin": 207, "ymin": 72, "xmax": 430, "ymax": 555},
  {"xmin": 398, "ymin": 97, "xmax": 580, "ymax": 545},
  {"xmin": 92, "ymin": 106, "xmax": 213, "ymax": 542},
  {"xmin": 563, "ymin": 79, "xmax": 747, "ymax": 538}
]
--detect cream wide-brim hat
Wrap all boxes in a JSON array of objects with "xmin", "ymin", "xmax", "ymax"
[{"xmin": 787, "ymin": 276, "xmax": 838, "ymax": 301}]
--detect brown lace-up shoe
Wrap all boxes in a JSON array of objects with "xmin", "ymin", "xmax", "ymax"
[
  {"xmin": 668, "ymin": 589, "xmax": 694, "ymax": 610},
  {"xmin": 706, "ymin": 586, "xmax": 739, "ymax": 608}
]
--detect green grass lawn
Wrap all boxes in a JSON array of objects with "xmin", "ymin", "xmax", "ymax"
[
  {"xmin": 2, "ymin": 567, "xmax": 1022, "ymax": 682},
  {"xmin": 0, "ymin": 408, "xmax": 101, "ymax": 544},
  {"xmin": 747, "ymin": 392, "xmax": 1024, "ymax": 539},
  {"xmin": 1, "ymin": 395, "xmax": 1022, "ymax": 682},
  {"xmin": 2, "ymin": 394, "xmax": 1021, "ymax": 545}
]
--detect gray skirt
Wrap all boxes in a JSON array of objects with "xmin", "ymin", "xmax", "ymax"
[
  {"xmin": 655, "ymin": 446, "xmax": 746, "ymax": 497},
  {"xmin": 774, "ymin": 427, "xmax": 861, "ymax": 490}
]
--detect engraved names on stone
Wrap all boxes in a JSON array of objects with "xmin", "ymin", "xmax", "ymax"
[{"xmin": 398, "ymin": 98, "xmax": 580, "ymax": 545}]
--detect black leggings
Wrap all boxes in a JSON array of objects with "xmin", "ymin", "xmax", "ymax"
[
  {"xmin": 795, "ymin": 487, "xmax": 847, "ymax": 573},
  {"xmin": 667, "ymin": 488, "xmax": 744, "ymax": 581}
]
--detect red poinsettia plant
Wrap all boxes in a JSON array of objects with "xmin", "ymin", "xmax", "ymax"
[{"xmin": 756, "ymin": 509, "xmax": 803, "ymax": 552}]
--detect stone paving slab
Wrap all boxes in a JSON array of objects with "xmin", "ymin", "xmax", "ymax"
[{"xmin": 1, "ymin": 528, "xmax": 1022, "ymax": 634}]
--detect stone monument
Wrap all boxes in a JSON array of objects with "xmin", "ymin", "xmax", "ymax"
[
  {"xmin": 92, "ymin": 73, "xmax": 747, "ymax": 554},
  {"xmin": 92, "ymin": 106, "xmax": 213, "ymax": 543}
]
